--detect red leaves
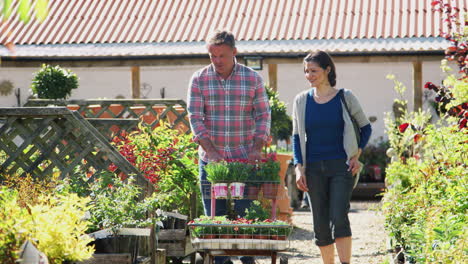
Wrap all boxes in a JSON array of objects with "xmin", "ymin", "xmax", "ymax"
[
  {"xmin": 459, "ymin": 118, "xmax": 467, "ymax": 129},
  {"xmin": 431, "ymin": 1, "xmax": 440, "ymax": 7},
  {"xmin": 413, "ymin": 134, "xmax": 422, "ymax": 143},
  {"xmin": 399, "ymin": 123, "xmax": 410, "ymax": 133},
  {"xmin": 424, "ymin": 82, "xmax": 438, "ymax": 91}
]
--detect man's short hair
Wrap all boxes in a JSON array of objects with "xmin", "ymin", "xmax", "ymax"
[{"xmin": 206, "ymin": 30, "xmax": 236, "ymax": 49}]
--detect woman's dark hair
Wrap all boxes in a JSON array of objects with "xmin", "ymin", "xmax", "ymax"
[{"xmin": 304, "ymin": 51, "xmax": 337, "ymax": 87}]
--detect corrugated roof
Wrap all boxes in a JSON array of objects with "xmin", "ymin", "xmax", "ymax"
[
  {"xmin": 0, "ymin": 37, "xmax": 451, "ymax": 58},
  {"xmin": 0, "ymin": 0, "xmax": 466, "ymax": 57}
]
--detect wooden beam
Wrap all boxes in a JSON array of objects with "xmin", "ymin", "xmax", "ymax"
[
  {"xmin": 268, "ymin": 63, "xmax": 278, "ymax": 91},
  {"xmin": 131, "ymin": 66, "xmax": 140, "ymax": 99},
  {"xmin": 412, "ymin": 59, "xmax": 422, "ymax": 111}
]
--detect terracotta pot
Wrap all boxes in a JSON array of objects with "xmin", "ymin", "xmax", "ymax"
[
  {"xmin": 201, "ymin": 234, "xmax": 218, "ymax": 239},
  {"xmin": 270, "ymin": 235, "xmax": 287, "ymax": 240},
  {"xmin": 254, "ymin": 235, "xmax": 270, "ymax": 240},
  {"xmin": 236, "ymin": 234, "xmax": 253, "ymax": 239},
  {"xmin": 218, "ymin": 234, "xmax": 234, "ymax": 239}
]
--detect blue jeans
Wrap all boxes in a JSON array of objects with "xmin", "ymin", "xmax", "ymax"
[
  {"xmin": 199, "ymin": 159, "xmax": 255, "ymax": 264},
  {"xmin": 305, "ymin": 159, "xmax": 354, "ymax": 246}
]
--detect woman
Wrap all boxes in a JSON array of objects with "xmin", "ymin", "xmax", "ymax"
[{"xmin": 292, "ymin": 51, "xmax": 372, "ymax": 264}]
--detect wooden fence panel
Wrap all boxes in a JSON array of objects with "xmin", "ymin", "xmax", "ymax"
[
  {"xmin": 0, "ymin": 107, "xmax": 153, "ymax": 193},
  {"xmin": 25, "ymin": 99, "xmax": 191, "ymax": 137}
]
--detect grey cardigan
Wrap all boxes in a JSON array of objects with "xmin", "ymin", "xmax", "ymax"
[{"xmin": 292, "ymin": 88, "xmax": 370, "ymax": 166}]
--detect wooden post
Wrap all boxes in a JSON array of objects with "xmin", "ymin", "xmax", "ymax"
[
  {"xmin": 412, "ymin": 60, "xmax": 422, "ymax": 111},
  {"xmin": 131, "ymin": 66, "xmax": 141, "ymax": 99},
  {"xmin": 268, "ymin": 63, "xmax": 278, "ymax": 91}
]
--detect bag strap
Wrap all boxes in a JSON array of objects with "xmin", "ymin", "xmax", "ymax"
[
  {"xmin": 338, "ymin": 89, "xmax": 352, "ymax": 117},
  {"xmin": 339, "ymin": 89, "xmax": 360, "ymax": 144}
]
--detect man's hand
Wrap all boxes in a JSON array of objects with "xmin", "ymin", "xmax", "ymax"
[
  {"xmin": 199, "ymin": 138, "xmax": 223, "ymax": 161},
  {"xmin": 248, "ymin": 138, "xmax": 265, "ymax": 161},
  {"xmin": 295, "ymin": 164, "xmax": 308, "ymax": 192},
  {"xmin": 248, "ymin": 150, "xmax": 262, "ymax": 161}
]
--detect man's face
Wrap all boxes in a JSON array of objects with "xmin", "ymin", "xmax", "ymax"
[{"xmin": 208, "ymin": 44, "xmax": 237, "ymax": 77}]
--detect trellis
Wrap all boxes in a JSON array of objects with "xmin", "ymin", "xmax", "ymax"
[
  {"xmin": 25, "ymin": 99, "xmax": 191, "ymax": 138},
  {"xmin": 0, "ymin": 107, "xmax": 152, "ymax": 192}
]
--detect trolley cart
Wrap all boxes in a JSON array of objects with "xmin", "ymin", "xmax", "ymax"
[{"xmin": 188, "ymin": 183, "xmax": 292, "ymax": 264}]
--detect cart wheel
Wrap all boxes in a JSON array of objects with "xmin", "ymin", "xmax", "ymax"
[{"xmin": 279, "ymin": 255, "xmax": 288, "ymax": 264}]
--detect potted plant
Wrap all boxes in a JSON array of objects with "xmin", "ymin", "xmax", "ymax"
[
  {"xmin": 205, "ymin": 161, "xmax": 229, "ymax": 198},
  {"xmin": 226, "ymin": 159, "xmax": 254, "ymax": 199},
  {"xmin": 268, "ymin": 220, "xmax": 292, "ymax": 240},
  {"xmin": 256, "ymin": 153, "xmax": 281, "ymax": 199},
  {"xmin": 188, "ymin": 215, "xmax": 228, "ymax": 239},
  {"xmin": 31, "ymin": 64, "xmax": 79, "ymax": 100},
  {"xmin": 266, "ymin": 86, "xmax": 292, "ymax": 144}
]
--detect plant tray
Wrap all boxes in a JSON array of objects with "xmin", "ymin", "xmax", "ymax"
[{"xmin": 191, "ymin": 238, "xmax": 289, "ymax": 251}]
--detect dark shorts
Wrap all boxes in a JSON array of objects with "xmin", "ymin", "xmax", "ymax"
[{"xmin": 305, "ymin": 158, "xmax": 354, "ymax": 246}]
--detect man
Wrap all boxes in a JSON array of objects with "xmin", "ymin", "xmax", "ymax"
[{"xmin": 187, "ymin": 30, "xmax": 271, "ymax": 264}]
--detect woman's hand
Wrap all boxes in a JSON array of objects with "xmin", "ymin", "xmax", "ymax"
[
  {"xmin": 348, "ymin": 149, "xmax": 362, "ymax": 175},
  {"xmin": 295, "ymin": 164, "xmax": 309, "ymax": 192}
]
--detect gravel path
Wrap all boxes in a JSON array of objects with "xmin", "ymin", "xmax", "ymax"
[{"xmin": 229, "ymin": 200, "xmax": 388, "ymax": 264}]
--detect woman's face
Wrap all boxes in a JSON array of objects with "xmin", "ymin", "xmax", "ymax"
[{"xmin": 304, "ymin": 61, "xmax": 330, "ymax": 88}]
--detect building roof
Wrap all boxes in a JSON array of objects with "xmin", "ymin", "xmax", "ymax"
[{"xmin": 1, "ymin": 0, "xmax": 466, "ymax": 58}]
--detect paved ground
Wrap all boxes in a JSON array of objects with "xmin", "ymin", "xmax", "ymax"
[{"xmin": 229, "ymin": 200, "xmax": 389, "ymax": 264}]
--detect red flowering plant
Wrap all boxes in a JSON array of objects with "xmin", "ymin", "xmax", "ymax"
[
  {"xmin": 423, "ymin": 1, "xmax": 468, "ymax": 129},
  {"xmin": 110, "ymin": 122, "xmax": 199, "ymax": 217},
  {"xmin": 255, "ymin": 151, "xmax": 281, "ymax": 183}
]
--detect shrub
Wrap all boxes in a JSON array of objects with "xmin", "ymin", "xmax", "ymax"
[
  {"xmin": 0, "ymin": 187, "xmax": 94, "ymax": 264},
  {"xmin": 84, "ymin": 171, "xmax": 162, "ymax": 234},
  {"xmin": 266, "ymin": 86, "xmax": 292, "ymax": 142},
  {"xmin": 110, "ymin": 122, "xmax": 199, "ymax": 218},
  {"xmin": 382, "ymin": 2, "xmax": 467, "ymax": 262},
  {"xmin": 31, "ymin": 64, "xmax": 78, "ymax": 99}
]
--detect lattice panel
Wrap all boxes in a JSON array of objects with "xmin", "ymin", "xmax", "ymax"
[
  {"xmin": 26, "ymin": 99, "xmax": 191, "ymax": 136},
  {"xmin": 0, "ymin": 107, "xmax": 153, "ymax": 193}
]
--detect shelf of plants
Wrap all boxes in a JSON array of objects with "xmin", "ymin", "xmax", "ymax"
[{"xmin": 190, "ymin": 156, "xmax": 293, "ymax": 255}]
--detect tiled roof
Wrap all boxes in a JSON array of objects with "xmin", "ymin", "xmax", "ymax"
[{"xmin": 0, "ymin": 0, "xmax": 466, "ymax": 57}]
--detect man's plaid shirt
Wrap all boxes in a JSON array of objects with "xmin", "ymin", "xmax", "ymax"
[{"xmin": 188, "ymin": 63, "xmax": 271, "ymax": 162}]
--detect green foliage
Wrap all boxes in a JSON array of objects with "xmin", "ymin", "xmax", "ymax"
[
  {"xmin": 255, "ymin": 158, "xmax": 280, "ymax": 182},
  {"xmin": 2, "ymin": 173, "xmax": 59, "ymax": 207},
  {"xmin": 0, "ymin": 187, "xmax": 31, "ymax": 264},
  {"xmin": 31, "ymin": 64, "xmax": 78, "ymax": 99},
  {"xmin": 205, "ymin": 161, "xmax": 229, "ymax": 183},
  {"xmin": 1, "ymin": 0, "xmax": 49, "ymax": 23},
  {"xmin": 112, "ymin": 122, "xmax": 200, "ymax": 218},
  {"xmin": 244, "ymin": 200, "xmax": 270, "ymax": 221},
  {"xmin": 383, "ymin": 77, "xmax": 468, "ymax": 262},
  {"xmin": 189, "ymin": 215, "xmax": 228, "ymax": 237},
  {"xmin": 0, "ymin": 187, "xmax": 94, "ymax": 264},
  {"xmin": 28, "ymin": 193, "xmax": 94, "ymax": 264},
  {"xmin": 226, "ymin": 160, "xmax": 254, "ymax": 182},
  {"xmin": 266, "ymin": 86, "xmax": 292, "ymax": 141},
  {"xmin": 83, "ymin": 171, "xmax": 161, "ymax": 234}
]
